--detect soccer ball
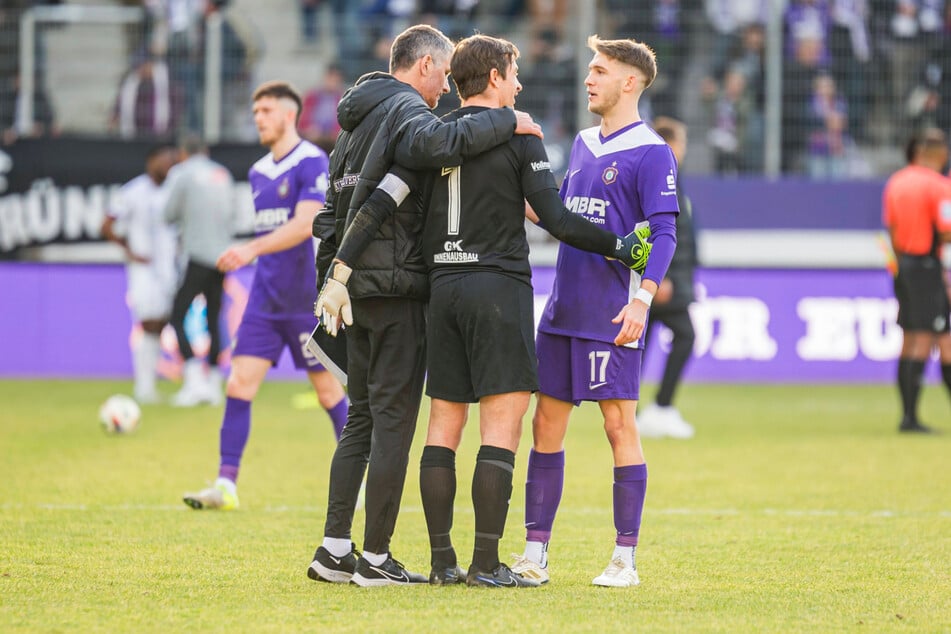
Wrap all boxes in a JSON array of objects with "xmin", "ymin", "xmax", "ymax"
[{"xmin": 98, "ymin": 394, "xmax": 141, "ymax": 434}]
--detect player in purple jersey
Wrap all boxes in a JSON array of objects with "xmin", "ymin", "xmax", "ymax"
[
  {"xmin": 182, "ymin": 81, "xmax": 348, "ymax": 511},
  {"xmin": 511, "ymin": 36, "xmax": 680, "ymax": 587}
]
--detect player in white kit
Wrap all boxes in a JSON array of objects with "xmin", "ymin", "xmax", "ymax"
[{"xmin": 102, "ymin": 144, "xmax": 179, "ymax": 404}]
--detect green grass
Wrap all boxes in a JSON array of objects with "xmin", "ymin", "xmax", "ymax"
[{"xmin": 1, "ymin": 379, "xmax": 949, "ymax": 633}]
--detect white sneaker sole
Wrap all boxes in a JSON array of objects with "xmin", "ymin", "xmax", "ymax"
[
  {"xmin": 309, "ymin": 561, "xmax": 352, "ymax": 583},
  {"xmin": 350, "ymin": 573, "xmax": 411, "ymax": 587},
  {"xmin": 592, "ymin": 572, "xmax": 640, "ymax": 587}
]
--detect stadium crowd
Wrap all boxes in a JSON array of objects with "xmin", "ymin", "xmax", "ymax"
[{"xmin": 1, "ymin": 1, "xmax": 950, "ymax": 176}]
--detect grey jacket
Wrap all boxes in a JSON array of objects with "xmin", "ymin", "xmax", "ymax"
[{"xmin": 163, "ymin": 154, "xmax": 235, "ymax": 268}]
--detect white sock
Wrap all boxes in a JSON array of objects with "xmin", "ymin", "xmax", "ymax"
[
  {"xmin": 133, "ymin": 333, "xmax": 161, "ymax": 395},
  {"xmin": 524, "ymin": 540, "xmax": 549, "ymax": 567},
  {"xmin": 612, "ymin": 545, "xmax": 635, "ymax": 569},
  {"xmin": 362, "ymin": 551, "xmax": 387, "ymax": 566},
  {"xmin": 214, "ymin": 477, "xmax": 236, "ymax": 495},
  {"xmin": 322, "ymin": 537, "xmax": 352, "ymax": 558}
]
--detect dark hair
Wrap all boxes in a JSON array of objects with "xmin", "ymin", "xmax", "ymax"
[
  {"xmin": 587, "ymin": 35, "xmax": 657, "ymax": 89},
  {"xmin": 904, "ymin": 136, "xmax": 918, "ymax": 164},
  {"xmin": 145, "ymin": 143, "xmax": 175, "ymax": 162},
  {"xmin": 653, "ymin": 116, "xmax": 686, "ymax": 145},
  {"xmin": 252, "ymin": 80, "xmax": 303, "ymax": 123},
  {"xmin": 178, "ymin": 132, "xmax": 207, "ymax": 156},
  {"xmin": 450, "ymin": 34, "xmax": 519, "ymax": 100},
  {"xmin": 909, "ymin": 127, "xmax": 948, "ymax": 163},
  {"xmin": 390, "ymin": 24, "xmax": 453, "ymax": 73}
]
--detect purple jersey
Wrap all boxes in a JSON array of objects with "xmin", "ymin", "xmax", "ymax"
[
  {"xmin": 537, "ymin": 121, "xmax": 679, "ymax": 348},
  {"xmin": 246, "ymin": 140, "xmax": 329, "ymax": 316}
]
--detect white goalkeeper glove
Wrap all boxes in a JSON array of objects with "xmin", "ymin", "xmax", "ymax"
[{"xmin": 314, "ymin": 261, "xmax": 353, "ymax": 337}]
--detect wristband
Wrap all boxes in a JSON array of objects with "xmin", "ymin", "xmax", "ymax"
[{"xmin": 634, "ymin": 287, "xmax": 653, "ymax": 307}]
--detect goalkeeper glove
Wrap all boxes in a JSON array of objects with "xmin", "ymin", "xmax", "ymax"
[
  {"xmin": 314, "ymin": 261, "xmax": 353, "ymax": 337},
  {"xmin": 615, "ymin": 224, "xmax": 652, "ymax": 274}
]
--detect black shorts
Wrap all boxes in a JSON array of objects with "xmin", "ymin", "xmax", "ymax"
[
  {"xmin": 894, "ymin": 255, "xmax": 951, "ymax": 333},
  {"xmin": 426, "ymin": 271, "xmax": 538, "ymax": 402}
]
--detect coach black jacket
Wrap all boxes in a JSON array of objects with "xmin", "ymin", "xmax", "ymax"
[{"xmin": 314, "ymin": 71, "xmax": 517, "ymax": 301}]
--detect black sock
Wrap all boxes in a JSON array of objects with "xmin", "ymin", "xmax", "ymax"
[
  {"xmin": 420, "ymin": 445, "xmax": 456, "ymax": 568},
  {"xmin": 471, "ymin": 445, "xmax": 515, "ymax": 573},
  {"xmin": 897, "ymin": 358, "xmax": 926, "ymax": 422}
]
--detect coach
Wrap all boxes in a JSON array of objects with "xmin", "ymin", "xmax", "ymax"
[{"xmin": 307, "ymin": 24, "xmax": 543, "ymax": 585}]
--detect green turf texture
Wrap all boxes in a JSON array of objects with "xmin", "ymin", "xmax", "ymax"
[{"xmin": 1, "ymin": 379, "xmax": 948, "ymax": 633}]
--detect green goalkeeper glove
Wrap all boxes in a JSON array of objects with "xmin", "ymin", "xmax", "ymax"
[
  {"xmin": 314, "ymin": 261, "xmax": 353, "ymax": 337},
  {"xmin": 615, "ymin": 224, "xmax": 652, "ymax": 274}
]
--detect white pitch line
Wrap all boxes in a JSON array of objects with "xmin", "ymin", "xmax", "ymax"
[{"xmin": 2, "ymin": 503, "xmax": 950, "ymax": 519}]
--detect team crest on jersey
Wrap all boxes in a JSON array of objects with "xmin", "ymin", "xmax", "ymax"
[
  {"xmin": 602, "ymin": 163, "xmax": 619, "ymax": 185},
  {"xmin": 278, "ymin": 177, "xmax": 290, "ymax": 198}
]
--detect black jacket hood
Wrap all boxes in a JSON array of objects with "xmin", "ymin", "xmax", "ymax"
[{"xmin": 337, "ymin": 72, "xmax": 419, "ymax": 132}]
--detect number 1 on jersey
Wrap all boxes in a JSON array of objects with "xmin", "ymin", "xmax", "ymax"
[{"xmin": 444, "ymin": 165, "xmax": 461, "ymax": 236}]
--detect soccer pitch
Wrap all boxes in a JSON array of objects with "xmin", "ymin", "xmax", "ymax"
[{"xmin": 1, "ymin": 379, "xmax": 948, "ymax": 633}]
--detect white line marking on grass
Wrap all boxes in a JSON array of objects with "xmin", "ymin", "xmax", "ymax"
[{"xmin": 3, "ymin": 503, "xmax": 950, "ymax": 519}]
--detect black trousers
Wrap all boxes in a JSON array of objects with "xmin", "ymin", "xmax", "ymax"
[
  {"xmin": 644, "ymin": 303, "xmax": 696, "ymax": 407},
  {"xmin": 323, "ymin": 296, "xmax": 427, "ymax": 554},
  {"xmin": 170, "ymin": 260, "xmax": 225, "ymax": 365}
]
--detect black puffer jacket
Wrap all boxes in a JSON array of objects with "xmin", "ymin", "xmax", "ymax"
[{"xmin": 314, "ymin": 72, "xmax": 517, "ymax": 300}]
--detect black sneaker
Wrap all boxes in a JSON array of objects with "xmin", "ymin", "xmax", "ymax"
[
  {"xmin": 350, "ymin": 554, "xmax": 428, "ymax": 587},
  {"xmin": 307, "ymin": 544, "xmax": 359, "ymax": 583},
  {"xmin": 466, "ymin": 563, "xmax": 541, "ymax": 588},
  {"xmin": 429, "ymin": 564, "xmax": 466, "ymax": 586},
  {"xmin": 899, "ymin": 419, "xmax": 938, "ymax": 434}
]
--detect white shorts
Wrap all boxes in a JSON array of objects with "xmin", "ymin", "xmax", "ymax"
[{"xmin": 127, "ymin": 261, "xmax": 176, "ymax": 322}]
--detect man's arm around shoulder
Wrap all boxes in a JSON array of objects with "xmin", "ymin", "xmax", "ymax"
[{"xmin": 394, "ymin": 106, "xmax": 541, "ymax": 168}]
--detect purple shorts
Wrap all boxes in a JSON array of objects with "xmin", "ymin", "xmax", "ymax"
[
  {"xmin": 232, "ymin": 312, "xmax": 324, "ymax": 370},
  {"xmin": 536, "ymin": 331, "xmax": 642, "ymax": 404}
]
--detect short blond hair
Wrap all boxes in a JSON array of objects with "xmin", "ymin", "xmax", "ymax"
[{"xmin": 587, "ymin": 35, "xmax": 657, "ymax": 88}]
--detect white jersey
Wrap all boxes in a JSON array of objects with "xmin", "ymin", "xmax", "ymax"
[{"xmin": 109, "ymin": 174, "xmax": 178, "ymax": 320}]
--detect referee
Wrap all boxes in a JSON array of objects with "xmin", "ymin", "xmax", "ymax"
[{"xmin": 883, "ymin": 127, "xmax": 951, "ymax": 433}]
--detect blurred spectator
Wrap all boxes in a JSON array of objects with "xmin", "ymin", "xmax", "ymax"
[
  {"xmin": 909, "ymin": 3, "xmax": 951, "ymax": 136},
  {"xmin": 206, "ymin": 0, "xmax": 262, "ymax": 141},
  {"xmin": 470, "ymin": 0, "xmax": 527, "ymax": 36},
  {"xmin": 703, "ymin": 0, "xmax": 766, "ymax": 90},
  {"xmin": 784, "ymin": 0, "xmax": 831, "ymax": 63},
  {"xmin": 529, "ymin": 0, "xmax": 568, "ymax": 39},
  {"xmin": 147, "ymin": 0, "xmax": 205, "ymax": 132},
  {"xmin": 715, "ymin": 22, "xmax": 766, "ymax": 171},
  {"xmin": 299, "ymin": 0, "xmax": 321, "ymax": 43},
  {"xmin": 299, "ymin": 63, "xmax": 345, "ymax": 152},
  {"xmin": 707, "ymin": 66, "xmax": 754, "ymax": 175},
  {"xmin": 110, "ymin": 52, "xmax": 182, "ymax": 140},
  {"xmin": 297, "ymin": 0, "xmax": 364, "ymax": 82},
  {"xmin": 0, "ymin": 72, "xmax": 58, "ymax": 146},
  {"xmin": 877, "ymin": 0, "xmax": 945, "ymax": 143},
  {"xmin": 360, "ymin": 0, "xmax": 416, "ymax": 78},
  {"xmin": 782, "ymin": 29, "xmax": 826, "ymax": 172},
  {"xmin": 0, "ymin": 1, "xmax": 59, "ymax": 144},
  {"xmin": 603, "ymin": 0, "xmax": 688, "ymax": 119},
  {"xmin": 829, "ymin": 0, "xmax": 872, "ymax": 142},
  {"xmin": 418, "ymin": 0, "xmax": 481, "ymax": 39},
  {"xmin": 518, "ymin": 28, "xmax": 575, "ymax": 143},
  {"xmin": 805, "ymin": 72, "xmax": 852, "ymax": 179}
]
